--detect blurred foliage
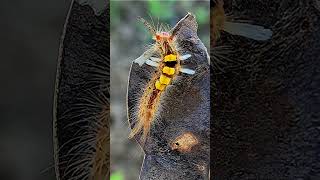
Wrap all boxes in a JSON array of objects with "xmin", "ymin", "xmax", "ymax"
[
  {"xmin": 110, "ymin": 1, "xmax": 120, "ymax": 25},
  {"xmin": 110, "ymin": 0, "xmax": 210, "ymax": 48},
  {"xmin": 111, "ymin": 0, "xmax": 209, "ymax": 25},
  {"xmin": 195, "ymin": 6, "xmax": 209, "ymax": 24},
  {"xmin": 147, "ymin": 0, "xmax": 175, "ymax": 20},
  {"xmin": 110, "ymin": 171, "xmax": 124, "ymax": 180}
]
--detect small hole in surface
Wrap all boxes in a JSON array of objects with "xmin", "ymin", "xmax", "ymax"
[{"xmin": 170, "ymin": 132, "xmax": 198, "ymax": 153}]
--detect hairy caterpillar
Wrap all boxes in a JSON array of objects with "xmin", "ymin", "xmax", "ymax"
[{"xmin": 128, "ymin": 13, "xmax": 197, "ymax": 144}]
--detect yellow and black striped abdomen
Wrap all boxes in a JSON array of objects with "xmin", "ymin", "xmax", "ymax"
[{"xmin": 155, "ymin": 54, "xmax": 179, "ymax": 91}]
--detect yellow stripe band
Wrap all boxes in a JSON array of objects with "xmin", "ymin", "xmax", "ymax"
[
  {"xmin": 155, "ymin": 80, "xmax": 166, "ymax": 91},
  {"xmin": 164, "ymin": 54, "xmax": 177, "ymax": 62},
  {"xmin": 159, "ymin": 75, "xmax": 171, "ymax": 85},
  {"xmin": 162, "ymin": 66, "xmax": 175, "ymax": 75}
]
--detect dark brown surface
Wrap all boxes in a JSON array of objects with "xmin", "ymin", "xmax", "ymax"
[
  {"xmin": 53, "ymin": 1, "xmax": 109, "ymax": 179},
  {"xmin": 0, "ymin": 0, "xmax": 70, "ymax": 180},
  {"xmin": 211, "ymin": 0, "xmax": 320, "ymax": 179}
]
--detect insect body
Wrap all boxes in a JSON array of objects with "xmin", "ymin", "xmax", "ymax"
[
  {"xmin": 129, "ymin": 15, "xmax": 195, "ymax": 143},
  {"xmin": 155, "ymin": 54, "xmax": 177, "ymax": 91},
  {"xmin": 154, "ymin": 53, "xmax": 194, "ymax": 91}
]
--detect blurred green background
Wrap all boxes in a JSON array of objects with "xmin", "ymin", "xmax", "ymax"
[{"xmin": 110, "ymin": 1, "xmax": 209, "ymax": 180}]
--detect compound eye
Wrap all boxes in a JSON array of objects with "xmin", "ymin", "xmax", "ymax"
[{"xmin": 162, "ymin": 32, "xmax": 169, "ymax": 36}]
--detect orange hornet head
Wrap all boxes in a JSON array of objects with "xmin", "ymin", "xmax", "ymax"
[
  {"xmin": 154, "ymin": 31, "xmax": 172, "ymax": 42},
  {"xmin": 138, "ymin": 17, "xmax": 175, "ymax": 54}
]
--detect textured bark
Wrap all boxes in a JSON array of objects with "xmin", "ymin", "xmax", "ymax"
[{"xmin": 211, "ymin": 0, "xmax": 320, "ymax": 179}]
